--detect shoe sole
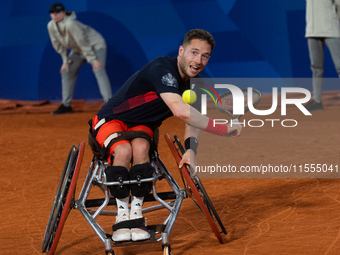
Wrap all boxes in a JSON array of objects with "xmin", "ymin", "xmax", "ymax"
[
  {"xmin": 112, "ymin": 229, "xmax": 131, "ymax": 242},
  {"xmin": 50, "ymin": 111, "xmax": 73, "ymax": 115},
  {"xmin": 131, "ymin": 228, "xmax": 151, "ymax": 241},
  {"xmin": 307, "ymin": 108, "xmax": 324, "ymax": 112}
]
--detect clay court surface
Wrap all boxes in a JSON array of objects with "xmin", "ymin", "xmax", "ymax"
[{"xmin": 1, "ymin": 91, "xmax": 340, "ymax": 255}]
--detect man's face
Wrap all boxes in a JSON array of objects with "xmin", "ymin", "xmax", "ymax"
[
  {"xmin": 178, "ymin": 39, "xmax": 212, "ymax": 81},
  {"xmin": 50, "ymin": 11, "xmax": 66, "ymax": 23}
]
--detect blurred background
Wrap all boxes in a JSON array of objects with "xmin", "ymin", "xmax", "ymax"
[{"xmin": 1, "ymin": 0, "xmax": 339, "ymax": 101}]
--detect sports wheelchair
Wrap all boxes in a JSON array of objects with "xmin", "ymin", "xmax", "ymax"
[{"xmin": 41, "ymin": 131, "xmax": 227, "ymax": 255}]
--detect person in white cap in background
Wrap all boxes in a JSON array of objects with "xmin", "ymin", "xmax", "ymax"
[{"xmin": 47, "ymin": 2, "xmax": 113, "ymax": 115}]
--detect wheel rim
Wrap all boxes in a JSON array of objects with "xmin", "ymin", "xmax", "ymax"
[
  {"xmin": 41, "ymin": 146, "xmax": 74, "ymax": 253},
  {"xmin": 165, "ymin": 134, "xmax": 225, "ymax": 244},
  {"xmin": 42, "ymin": 142, "xmax": 85, "ymax": 254},
  {"xmin": 193, "ymin": 175, "xmax": 227, "ymax": 234},
  {"xmin": 180, "ymin": 165, "xmax": 225, "ymax": 243}
]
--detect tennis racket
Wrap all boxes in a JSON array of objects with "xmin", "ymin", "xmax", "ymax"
[{"xmin": 215, "ymin": 88, "xmax": 262, "ymax": 135}]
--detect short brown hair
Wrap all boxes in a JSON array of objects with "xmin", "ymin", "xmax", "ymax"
[{"xmin": 182, "ymin": 29, "xmax": 215, "ymax": 51}]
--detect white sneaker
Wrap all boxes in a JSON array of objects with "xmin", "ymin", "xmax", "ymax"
[
  {"xmin": 130, "ymin": 209, "xmax": 150, "ymax": 241},
  {"xmin": 112, "ymin": 210, "xmax": 131, "ymax": 242}
]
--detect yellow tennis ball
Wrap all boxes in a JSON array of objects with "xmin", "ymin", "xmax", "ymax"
[{"xmin": 182, "ymin": 89, "xmax": 197, "ymax": 105}]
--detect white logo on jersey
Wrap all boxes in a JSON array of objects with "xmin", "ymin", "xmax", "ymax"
[{"xmin": 161, "ymin": 73, "xmax": 178, "ymax": 88}]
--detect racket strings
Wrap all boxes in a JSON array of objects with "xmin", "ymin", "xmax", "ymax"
[
  {"xmin": 218, "ymin": 92, "xmax": 259, "ymax": 111},
  {"xmin": 219, "ymin": 96, "xmax": 233, "ymax": 111}
]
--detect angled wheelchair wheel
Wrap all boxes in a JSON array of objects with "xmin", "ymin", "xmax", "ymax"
[
  {"xmin": 41, "ymin": 142, "xmax": 85, "ymax": 254},
  {"xmin": 165, "ymin": 134, "xmax": 226, "ymax": 244},
  {"xmin": 191, "ymin": 175, "xmax": 227, "ymax": 235}
]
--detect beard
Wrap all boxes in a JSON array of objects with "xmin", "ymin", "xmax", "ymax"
[{"xmin": 178, "ymin": 58, "xmax": 191, "ymax": 80}]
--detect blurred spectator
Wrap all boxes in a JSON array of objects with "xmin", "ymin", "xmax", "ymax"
[
  {"xmin": 305, "ymin": 0, "xmax": 340, "ymax": 111},
  {"xmin": 47, "ymin": 2, "xmax": 112, "ymax": 115}
]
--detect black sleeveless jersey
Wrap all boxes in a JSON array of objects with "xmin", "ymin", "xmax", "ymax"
[{"xmin": 97, "ymin": 56, "xmax": 201, "ymax": 128}]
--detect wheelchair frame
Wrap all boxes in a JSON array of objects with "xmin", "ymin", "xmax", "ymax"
[{"xmin": 42, "ymin": 133, "xmax": 227, "ymax": 255}]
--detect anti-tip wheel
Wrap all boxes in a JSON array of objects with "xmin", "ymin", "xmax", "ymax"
[{"xmin": 162, "ymin": 244, "xmax": 171, "ymax": 255}]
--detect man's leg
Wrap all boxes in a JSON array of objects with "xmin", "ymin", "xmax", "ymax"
[
  {"xmin": 325, "ymin": 37, "xmax": 340, "ymax": 82},
  {"xmin": 93, "ymin": 47, "xmax": 113, "ymax": 103},
  {"xmin": 61, "ymin": 52, "xmax": 86, "ymax": 107},
  {"xmin": 51, "ymin": 52, "xmax": 85, "ymax": 114},
  {"xmin": 129, "ymin": 138, "xmax": 153, "ymax": 241},
  {"xmin": 308, "ymin": 37, "xmax": 325, "ymax": 102},
  {"xmin": 93, "ymin": 118, "xmax": 132, "ymax": 241},
  {"xmin": 305, "ymin": 37, "xmax": 325, "ymax": 111},
  {"xmin": 105, "ymin": 143, "xmax": 132, "ymax": 242}
]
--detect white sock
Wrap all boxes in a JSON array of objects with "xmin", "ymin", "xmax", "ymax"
[
  {"xmin": 131, "ymin": 196, "xmax": 144, "ymax": 211},
  {"xmin": 116, "ymin": 196, "xmax": 130, "ymax": 214}
]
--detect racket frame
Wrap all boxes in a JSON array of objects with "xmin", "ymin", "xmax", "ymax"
[{"xmin": 215, "ymin": 88, "xmax": 262, "ymax": 120}]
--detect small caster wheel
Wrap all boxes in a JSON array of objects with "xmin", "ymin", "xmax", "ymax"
[
  {"xmin": 105, "ymin": 249, "xmax": 115, "ymax": 255},
  {"xmin": 162, "ymin": 244, "xmax": 171, "ymax": 255}
]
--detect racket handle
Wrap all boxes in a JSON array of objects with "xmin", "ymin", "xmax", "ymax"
[
  {"xmin": 231, "ymin": 118, "xmax": 240, "ymax": 136},
  {"xmin": 231, "ymin": 130, "xmax": 238, "ymax": 137}
]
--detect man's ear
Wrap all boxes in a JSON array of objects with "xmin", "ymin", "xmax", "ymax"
[{"xmin": 178, "ymin": 45, "xmax": 184, "ymax": 57}]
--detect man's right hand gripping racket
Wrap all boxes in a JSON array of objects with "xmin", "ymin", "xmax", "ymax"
[{"xmin": 215, "ymin": 88, "xmax": 262, "ymax": 136}]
